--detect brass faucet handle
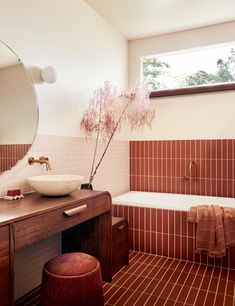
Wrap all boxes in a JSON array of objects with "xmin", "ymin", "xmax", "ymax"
[
  {"xmin": 28, "ymin": 156, "xmax": 52, "ymax": 171},
  {"xmin": 28, "ymin": 157, "xmax": 35, "ymax": 165}
]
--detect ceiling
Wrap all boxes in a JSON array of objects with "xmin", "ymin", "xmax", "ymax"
[{"xmin": 84, "ymin": 0, "xmax": 235, "ymax": 40}]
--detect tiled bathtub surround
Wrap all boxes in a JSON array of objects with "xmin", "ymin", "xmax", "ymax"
[
  {"xmin": 0, "ymin": 144, "xmax": 31, "ymax": 172},
  {"xmin": 113, "ymin": 204, "xmax": 235, "ymax": 269},
  {"xmin": 130, "ymin": 139, "xmax": 235, "ymax": 197}
]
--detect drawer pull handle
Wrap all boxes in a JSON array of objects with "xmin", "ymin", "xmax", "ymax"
[
  {"xmin": 63, "ymin": 204, "xmax": 87, "ymax": 217},
  {"xmin": 117, "ymin": 225, "xmax": 125, "ymax": 231}
]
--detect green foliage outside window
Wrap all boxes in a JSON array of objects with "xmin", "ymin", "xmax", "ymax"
[
  {"xmin": 142, "ymin": 48, "xmax": 235, "ymax": 90},
  {"xmin": 142, "ymin": 57, "xmax": 170, "ymax": 90}
]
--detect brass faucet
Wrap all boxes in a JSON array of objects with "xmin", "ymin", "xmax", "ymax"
[
  {"xmin": 28, "ymin": 156, "xmax": 52, "ymax": 171},
  {"xmin": 183, "ymin": 160, "xmax": 198, "ymax": 181}
]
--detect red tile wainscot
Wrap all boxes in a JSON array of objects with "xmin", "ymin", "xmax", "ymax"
[
  {"xmin": 130, "ymin": 140, "xmax": 235, "ymax": 198},
  {"xmin": 0, "ymin": 144, "xmax": 30, "ymax": 172}
]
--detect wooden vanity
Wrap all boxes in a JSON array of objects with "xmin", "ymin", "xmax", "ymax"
[{"xmin": 0, "ymin": 190, "xmax": 112, "ymax": 306}]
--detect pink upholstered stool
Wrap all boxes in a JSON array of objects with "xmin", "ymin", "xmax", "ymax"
[{"xmin": 41, "ymin": 252, "xmax": 104, "ymax": 306}]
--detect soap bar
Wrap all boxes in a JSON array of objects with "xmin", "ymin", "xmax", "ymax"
[
  {"xmin": 7, "ymin": 188, "xmax": 21, "ymax": 197},
  {"xmin": 4, "ymin": 188, "xmax": 24, "ymax": 200}
]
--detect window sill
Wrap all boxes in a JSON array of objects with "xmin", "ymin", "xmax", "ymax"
[{"xmin": 149, "ymin": 83, "xmax": 235, "ymax": 98}]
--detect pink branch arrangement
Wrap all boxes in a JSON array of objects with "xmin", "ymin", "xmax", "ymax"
[{"xmin": 80, "ymin": 81, "xmax": 155, "ymax": 185}]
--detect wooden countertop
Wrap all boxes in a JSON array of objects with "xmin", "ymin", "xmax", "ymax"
[{"xmin": 0, "ymin": 190, "xmax": 111, "ymax": 226}]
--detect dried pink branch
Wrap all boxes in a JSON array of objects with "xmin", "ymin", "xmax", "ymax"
[
  {"xmin": 80, "ymin": 81, "xmax": 155, "ymax": 184},
  {"xmin": 128, "ymin": 82, "xmax": 155, "ymax": 129}
]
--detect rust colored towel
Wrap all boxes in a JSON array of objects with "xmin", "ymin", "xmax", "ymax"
[
  {"xmin": 188, "ymin": 205, "xmax": 226, "ymax": 257},
  {"xmin": 223, "ymin": 207, "xmax": 235, "ymax": 248}
]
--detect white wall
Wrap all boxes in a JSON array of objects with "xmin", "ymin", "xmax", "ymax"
[
  {"xmin": 128, "ymin": 21, "xmax": 235, "ymax": 140},
  {"xmin": 0, "ymin": 0, "xmax": 127, "ymax": 138},
  {"xmin": 0, "ymin": 0, "xmax": 128, "ymax": 192}
]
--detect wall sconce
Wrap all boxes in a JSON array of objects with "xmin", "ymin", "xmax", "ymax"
[{"xmin": 41, "ymin": 66, "xmax": 57, "ymax": 84}]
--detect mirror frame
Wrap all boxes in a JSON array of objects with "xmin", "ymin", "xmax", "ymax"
[{"xmin": 0, "ymin": 40, "xmax": 39, "ymax": 173}]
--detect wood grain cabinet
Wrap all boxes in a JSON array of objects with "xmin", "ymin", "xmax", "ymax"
[
  {"xmin": 14, "ymin": 195, "xmax": 110, "ymax": 251},
  {"xmin": 0, "ymin": 225, "xmax": 10, "ymax": 306},
  {"xmin": 0, "ymin": 190, "xmax": 112, "ymax": 306},
  {"xmin": 0, "ymin": 256, "xmax": 10, "ymax": 306}
]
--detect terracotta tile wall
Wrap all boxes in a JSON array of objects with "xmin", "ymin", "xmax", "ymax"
[
  {"xmin": 113, "ymin": 204, "xmax": 235, "ymax": 269},
  {"xmin": 0, "ymin": 144, "xmax": 31, "ymax": 172},
  {"xmin": 130, "ymin": 140, "xmax": 235, "ymax": 198}
]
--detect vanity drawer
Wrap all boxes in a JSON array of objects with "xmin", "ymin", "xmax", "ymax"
[
  {"xmin": 14, "ymin": 194, "xmax": 110, "ymax": 251},
  {"xmin": 0, "ymin": 225, "xmax": 9, "ymax": 257}
]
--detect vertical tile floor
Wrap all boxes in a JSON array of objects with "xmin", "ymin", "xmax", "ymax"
[{"xmin": 16, "ymin": 251, "xmax": 235, "ymax": 306}]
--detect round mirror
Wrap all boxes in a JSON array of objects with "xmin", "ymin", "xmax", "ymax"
[{"xmin": 0, "ymin": 41, "xmax": 38, "ymax": 173}]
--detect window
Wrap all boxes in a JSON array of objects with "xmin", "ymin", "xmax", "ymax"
[{"xmin": 141, "ymin": 43, "xmax": 235, "ymax": 97}]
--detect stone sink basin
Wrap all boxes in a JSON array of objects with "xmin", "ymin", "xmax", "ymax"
[{"xmin": 27, "ymin": 174, "xmax": 84, "ymax": 196}]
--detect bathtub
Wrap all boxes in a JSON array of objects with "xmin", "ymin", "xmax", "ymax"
[
  {"xmin": 112, "ymin": 191, "xmax": 235, "ymax": 269},
  {"xmin": 112, "ymin": 191, "xmax": 235, "ymax": 211}
]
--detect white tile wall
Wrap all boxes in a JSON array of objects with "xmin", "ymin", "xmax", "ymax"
[
  {"xmin": 0, "ymin": 134, "xmax": 129, "ymax": 299},
  {"xmin": 0, "ymin": 134, "xmax": 129, "ymax": 197},
  {"xmin": 77, "ymin": 137, "xmax": 129, "ymax": 196}
]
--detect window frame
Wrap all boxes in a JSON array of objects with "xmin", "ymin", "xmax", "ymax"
[
  {"xmin": 141, "ymin": 43, "xmax": 235, "ymax": 98},
  {"xmin": 150, "ymin": 82, "xmax": 235, "ymax": 98}
]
